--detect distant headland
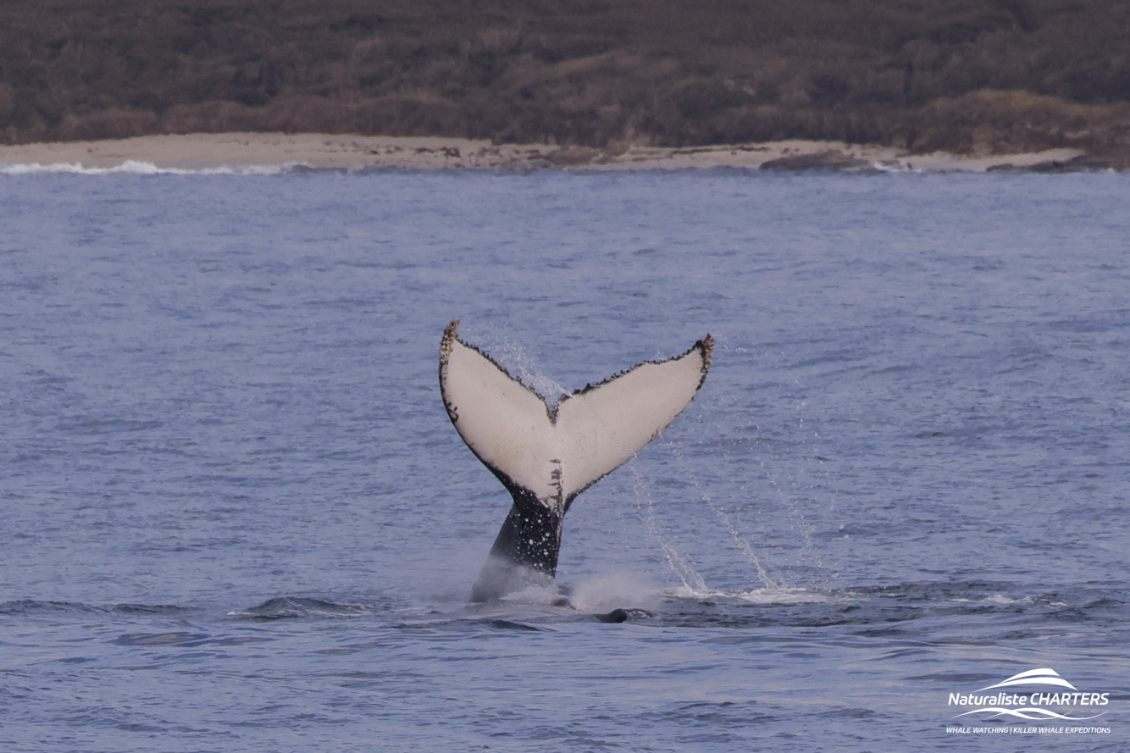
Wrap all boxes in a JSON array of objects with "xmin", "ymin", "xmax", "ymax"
[{"xmin": 1, "ymin": 0, "xmax": 1128, "ymax": 170}]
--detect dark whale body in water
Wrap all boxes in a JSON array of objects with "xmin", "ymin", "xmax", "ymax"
[{"xmin": 438, "ymin": 321, "xmax": 712, "ymax": 601}]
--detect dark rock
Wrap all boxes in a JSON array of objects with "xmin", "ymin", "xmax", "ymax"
[{"xmin": 760, "ymin": 150, "xmax": 875, "ymax": 172}]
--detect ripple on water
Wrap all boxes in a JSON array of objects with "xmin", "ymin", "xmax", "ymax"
[
  {"xmin": 0, "ymin": 600, "xmax": 189, "ymax": 617},
  {"xmin": 229, "ymin": 596, "xmax": 372, "ymax": 620}
]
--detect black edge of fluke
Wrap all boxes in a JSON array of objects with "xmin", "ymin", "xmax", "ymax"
[
  {"xmin": 698, "ymin": 333, "xmax": 714, "ymax": 386},
  {"xmin": 568, "ymin": 332, "xmax": 713, "ymax": 399},
  {"xmin": 557, "ymin": 331, "xmax": 714, "ymax": 501},
  {"xmin": 438, "ymin": 318, "xmax": 543, "ymax": 497},
  {"xmin": 440, "ymin": 318, "xmax": 561, "ymax": 421},
  {"xmin": 443, "ymin": 319, "xmax": 712, "ymax": 421}
]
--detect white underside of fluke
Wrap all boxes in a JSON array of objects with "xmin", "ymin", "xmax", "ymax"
[{"xmin": 439, "ymin": 321, "xmax": 712, "ymax": 512}]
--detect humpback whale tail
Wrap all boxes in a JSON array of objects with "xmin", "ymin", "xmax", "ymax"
[{"xmin": 438, "ymin": 321, "xmax": 712, "ymax": 601}]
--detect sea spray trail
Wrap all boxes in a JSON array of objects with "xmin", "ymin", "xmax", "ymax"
[
  {"xmin": 1, "ymin": 170, "xmax": 1127, "ymax": 753},
  {"xmin": 666, "ymin": 439, "xmax": 779, "ymax": 590},
  {"xmin": 628, "ymin": 462, "xmax": 709, "ymax": 594},
  {"xmin": 457, "ymin": 324, "xmax": 569, "ymax": 406}
]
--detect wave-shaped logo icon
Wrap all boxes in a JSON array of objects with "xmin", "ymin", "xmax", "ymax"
[
  {"xmin": 947, "ymin": 667, "xmax": 1110, "ymax": 726},
  {"xmin": 958, "ymin": 707, "xmax": 1104, "ymax": 722},
  {"xmin": 977, "ymin": 667, "xmax": 1077, "ymax": 692}
]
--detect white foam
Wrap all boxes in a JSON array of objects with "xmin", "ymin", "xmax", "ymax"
[
  {"xmin": 0, "ymin": 160, "xmax": 297, "ymax": 176},
  {"xmin": 498, "ymin": 583, "xmax": 565, "ymax": 607},
  {"xmin": 870, "ymin": 160, "xmax": 921, "ymax": 174},
  {"xmin": 569, "ymin": 572, "xmax": 662, "ymax": 613},
  {"xmin": 668, "ymin": 584, "xmax": 842, "ymax": 605},
  {"xmin": 952, "ymin": 593, "xmax": 1035, "ymax": 606}
]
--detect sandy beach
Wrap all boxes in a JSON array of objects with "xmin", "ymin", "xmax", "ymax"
[{"xmin": 0, "ymin": 133, "xmax": 1096, "ymax": 173}]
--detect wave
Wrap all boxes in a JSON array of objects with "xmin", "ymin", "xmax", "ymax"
[
  {"xmin": 228, "ymin": 596, "xmax": 371, "ymax": 620},
  {"xmin": 595, "ymin": 607, "xmax": 653, "ymax": 623},
  {"xmin": 470, "ymin": 618, "xmax": 542, "ymax": 631},
  {"xmin": 392, "ymin": 616, "xmax": 547, "ymax": 633},
  {"xmin": 954, "ymin": 593, "xmax": 1033, "ymax": 606},
  {"xmin": 0, "ymin": 599, "xmax": 188, "ymax": 616},
  {"xmin": 0, "ymin": 160, "xmax": 298, "ymax": 176},
  {"xmin": 869, "ymin": 160, "xmax": 922, "ymax": 174}
]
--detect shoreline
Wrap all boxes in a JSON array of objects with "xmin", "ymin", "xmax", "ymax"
[{"xmin": 0, "ymin": 133, "xmax": 1107, "ymax": 174}]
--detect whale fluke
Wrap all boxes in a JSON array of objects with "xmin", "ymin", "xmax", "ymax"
[{"xmin": 438, "ymin": 321, "xmax": 712, "ymax": 601}]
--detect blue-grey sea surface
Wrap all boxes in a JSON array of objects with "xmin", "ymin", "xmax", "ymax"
[{"xmin": 1, "ymin": 167, "xmax": 1128, "ymax": 752}]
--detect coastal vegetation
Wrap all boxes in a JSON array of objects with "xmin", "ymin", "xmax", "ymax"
[{"xmin": 2, "ymin": 0, "xmax": 1129, "ymax": 163}]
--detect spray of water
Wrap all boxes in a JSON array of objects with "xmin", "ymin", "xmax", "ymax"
[
  {"xmin": 453, "ymin": 327, "xmax": 803, "ymax": 599},
  {"xmin": 462, "ymin": 327, "xmax": 567, "ymax": 406},
  {"xmin": 568, "ymin": 571, "xmax": 663, "ymax": 613},
  {"xmin": 667, "ymin": 442, "xmax": 778, "ymax": 589},
  {"xmin": 777, "ymin": 397, "xmax": 825, "ymax": 572},
  {"xmin": 628, "ymin": 463, "xmax": 708, "ymax": 593}
]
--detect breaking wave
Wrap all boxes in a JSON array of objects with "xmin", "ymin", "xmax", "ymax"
[{"xmin": 0, "ymin": 160, "xmax": 298, "ymax": 176}]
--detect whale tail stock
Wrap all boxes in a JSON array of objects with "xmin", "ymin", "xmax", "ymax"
[{"xmin": 438, "ymin": 321, "xmax": 712, "ymax": 601}]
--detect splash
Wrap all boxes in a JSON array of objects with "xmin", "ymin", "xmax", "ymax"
[
  {"xmin": 569, "ymin": 571, "xmax": 663, "ymax": 613},
  {"xmin": 497, "ymin": 583, "xmax": 567, "ymax": 607},
  {"xmin": 666, "ymin": 442, "xmax": 778, "ymax": 589},
  {"xmin": 666, "ymin": 585, "xmax": 841, "ymax": 605},
  {"xmin": 471, "ymin": 334, "xmax": 567, "ymax": 405},
  {"xmin": 629, "ymin": 463, "xmax": 709, "ymax": 592}
]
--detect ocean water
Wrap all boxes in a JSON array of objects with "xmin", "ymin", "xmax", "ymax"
[{"xmin": 1, "ymin": 167, "xmax": 1127, "ymax": 752}]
